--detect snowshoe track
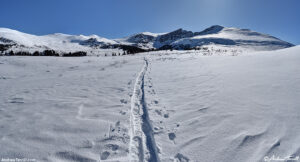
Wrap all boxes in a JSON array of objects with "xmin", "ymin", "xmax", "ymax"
[{"xmin": 129, "ymin": 58, "xmax": 160, "ymax": 162}]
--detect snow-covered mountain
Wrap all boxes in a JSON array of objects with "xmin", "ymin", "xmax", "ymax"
[
  {"xmin": 0, "ymin": 25, "xmax": 294, "ymax": 56},
  {"xmin": 120, "ymin": 25, "xmax": 293, "ymax": 51}
]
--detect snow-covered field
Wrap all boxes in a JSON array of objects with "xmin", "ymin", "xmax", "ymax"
[{"xmin": 0, "ymin": 46, "xmax": 300, "ymax": 162}]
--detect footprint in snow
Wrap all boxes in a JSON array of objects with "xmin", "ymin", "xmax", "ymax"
[
  {"xmin": 105, "ymin": 144, "xmax": 119, "ymax": 151},
  {"xmin": 155, "ymin": 109, "xmax": 162, "ymax": 116},
  {"xmin": 164, "ymin": 114, "xmax": 169, "ymax": 118},
  {"xmin": 119, "ymin": 110, "xmax": 126, "ymax": 115},
  {"xmin": 168, "ymin": 133, "xmax": 176, "ymax": 141},
  {"xmin": 174, "ymin": 153, "xmax": 190, "ymax": 162},
  {"xmin": 120, "ymin": 99, "xmax": 127, "ymax": 104},
  {"xmin": 100, "ymin": 151, "xmax": 110, "ymax": 160}
]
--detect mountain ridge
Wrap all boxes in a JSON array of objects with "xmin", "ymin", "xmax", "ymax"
[{"xmin": 0, "ymin": 25, "xmax": 294, "ymax": 56}]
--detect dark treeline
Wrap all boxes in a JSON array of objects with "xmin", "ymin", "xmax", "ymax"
[
  {"xmin": 63, "ymin": 51, "xmax": 87, "ymax": 57},
  {"xmin": 0, "ymin": 44, "xmax": 13, "ymax": 52},
  {"xmin": 101, "ymin": 44, "xmax": 147, "ymax": 54},
  {"xmin": 117, "ymin": 45, "xmax": 146, "ymax": 54},
  {"xmin": 1, "ymin": 50, "xmax": 87, "ymax": 57},
  {"xmin": 0, "ymin": 45, "xmax": 210, "ymax": 57}
]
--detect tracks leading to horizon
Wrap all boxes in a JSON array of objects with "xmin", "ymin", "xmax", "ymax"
[{"xmin": 129, "ymin": 58, "xmax": 160, "ymax": 162}]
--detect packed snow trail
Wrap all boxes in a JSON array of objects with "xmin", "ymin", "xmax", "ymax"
[{"xmin": 129, "ymin": 58, "xmax": 160, "ymax": 162}]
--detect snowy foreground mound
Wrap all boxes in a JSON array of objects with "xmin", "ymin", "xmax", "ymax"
[
  {"xmin": 0, "ymin": 46, "xmax": 299, "ymax": 162},
  {"xmin": 0, "ymin": 26, "xmax": 294, "ymax": 56}
]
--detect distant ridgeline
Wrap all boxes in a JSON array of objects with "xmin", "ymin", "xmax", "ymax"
[{"xmin": 0, "ymin": 25, "xmax": 294, "ymax": 56}]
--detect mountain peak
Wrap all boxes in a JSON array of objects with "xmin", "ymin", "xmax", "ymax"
[
  {"xmin": 169, "ymin": 28, "xmax": 191, "ymax": 34},
  {"xmin": 195, "ymin": 25, "xmax": 224, "ymax": 36},
  {"xmin": 158, "ymin": 28, "xmax": 194, "ymax": 43},
  {"xmin": 210, "ymin": 25, "xmax": 224, "ymax": 29},
  {"xmin": 172, "ymin": 28, "xmax": 183, "ymax": 32}
]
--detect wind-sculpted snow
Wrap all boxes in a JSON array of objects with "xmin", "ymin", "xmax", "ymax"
[
  {"xmin": 0, "ymin": 46, "xmax": 299, "ymax": 161},
  {"xmin": 0, "ymin": 56, "xmax": 144, "ymax": 161},
  {"xmin": 144, "ymin": 46, "xmax": 300, "ymax": 161}
]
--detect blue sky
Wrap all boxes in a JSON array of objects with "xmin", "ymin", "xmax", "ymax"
[{"xmin": 0, "ymin": 0, "xmax": 299, "ymax": 44}]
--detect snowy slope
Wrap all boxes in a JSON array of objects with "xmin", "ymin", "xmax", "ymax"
[
  {"xmin": 117, "ymin": 25, "xmax": 293, "ymax": 51},
  {"xmin": 114, "ymin": 32, "xmax": 162, "ymax": 50},
  {"xmin": 0, "ymin": 26, "xmax": 294, "ymax": 55},
  {"xmin": 0, "ymin": 28, "xmax": 119, "ymax": 55},
  {"xmin": 172, "ymin": 26, "xmax": 293, "ymax": 51},
  {"xmin": 0, "ymin": 46, "xmax": 299, "ymax": 161}
]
